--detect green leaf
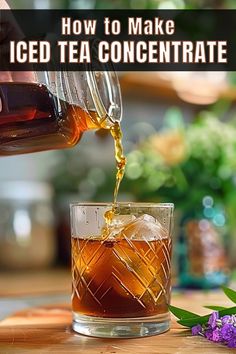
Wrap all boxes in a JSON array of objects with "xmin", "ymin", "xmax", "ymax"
[
  {"xmin": 222, "ymin": 286, "xmax": 236, "ymax": 304},
  {"xmin": 178, "ymin": 306, "xmax": 236, "ymax": 328},
  {"xmin": 178, "ymin": 315, "xmax": 209, "ymax": 328},
  {"xmin": 204, "ymin": 306, "xmax": 226, "ymax": 311},
  {"xmin": 168, "ymin": 305, "xmax": 200, "ymax": 320}
]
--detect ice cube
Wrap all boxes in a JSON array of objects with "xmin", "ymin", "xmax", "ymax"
[
  {"xmin": 110, "ymin": 214, "xmax": 136, "ymax": 227},
  {"xmin": 105, "ymin": 214, "xmax": 136, "ymax": 240},
  {"xmin": 121, "ymin": 214, "xmax": 167, "ymax": 240}
]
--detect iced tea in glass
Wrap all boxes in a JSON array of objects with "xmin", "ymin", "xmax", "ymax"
[{"xmin": 71, "ymin": 203, "xmax": 174, "ymax": 338}]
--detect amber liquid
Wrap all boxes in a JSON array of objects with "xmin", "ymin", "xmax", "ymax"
[
  {"xmin": 0, "ymin": 82, "xmax": 100, "ymax": 155},
  {"xmin": 0, "ymin": 82, "xmax": 126, "ymax": 202},
  {"xmin": 110, "ymin": 122, "xmax": 126, "ymax": 203},
  {"xmin": 72, "ymin": 237, "xmax": 171, "ymax": 318}
]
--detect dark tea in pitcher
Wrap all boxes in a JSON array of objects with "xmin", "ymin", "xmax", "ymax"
[{"xmin": 0, "ymin": 82, "xmax": 99, "ymax": 155}]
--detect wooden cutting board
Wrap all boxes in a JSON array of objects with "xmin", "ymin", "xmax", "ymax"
[{"xmin": 0, "ymin": 300, "xmax": 231, "ymax": 354}]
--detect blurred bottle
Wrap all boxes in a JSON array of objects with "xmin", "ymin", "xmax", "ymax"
[
  {"xmin": 55, "ymin": 194, "xmax": 76, "ymax": 266},
  {"xmin": 178, "ymin": 207, "xmax": 229, "ymax": 289},
  {"xmin": 0, "ymin": 181, "xmax": 55, "ymax": 269}
]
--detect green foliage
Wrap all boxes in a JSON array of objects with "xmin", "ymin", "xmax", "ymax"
[
  {"xmin": 93, "ymin": 0, "xmax": 236, "ymax": 10},
  {"xmin": 204, "ymin": 306, "xmax": 226, "ymax": 311},
  {"xmin": 177, "ymin": 306, "xmax": 236, "ymax": 327},
  {"xmin": 222, "ymin": 286, "xmax": 236, "ymax": 304},
  {"xmin": 168, "ymin": 305, "xmax": 200, "ymax": 319},
  {"xmin": 121, "ymin": 107, "xmax": 236, "ymax": 226},
  {"xmin": 51, "ymin": 102, "xmax": 236, "ymax": 216},
  {"xmin": 170, "ymin": 286, "xmax": 236, "ymax": 328}
]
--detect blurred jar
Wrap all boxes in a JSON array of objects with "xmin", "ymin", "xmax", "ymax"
[
  {"xmin": 55, "ymin": 193, "xmax": 81, "ymax": 266},
  {"xmin": 177, "ymin": 204, "xmax": 229, "ymax": 289},
  {"xmin": 0, "ymin": 181, "xmax": 55, "ymax": 270}
]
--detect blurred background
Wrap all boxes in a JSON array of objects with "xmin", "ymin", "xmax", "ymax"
[{"xmin": 1, "ymin": 0, "xmax": 236, "ymax": 290}]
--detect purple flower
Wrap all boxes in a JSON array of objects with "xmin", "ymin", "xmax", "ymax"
[
  {"xmin": 192, "ymin": 324, "xmax": 202, "ymax": 336},
  {"xmin": 232, "ymin": 315, "xmax": 236, "ymax": 323},
  {"xmin": 221, "ymin": 315, "xmax": 231, "ymax": 324},
  {"xmin": 212, "ymin": 328, "xmax": 222, "ymax": 342},
  {"xmin": 190, "ymin": 310, "xmax": 236, "ymax": 348},
  {"xmin": 228, "ymin": 336, "xmax": 236, "ymax": 348},
  {"xmin": 205, "ymin": 328, "xmax": 213, "ymax": 341},
  {"xmin": 221, "ymin": 323, "xmax": 236, "ymax": 341},
  {"xmin": 208, "ymin": 311, "xmax": 219, "ymax": 329}
]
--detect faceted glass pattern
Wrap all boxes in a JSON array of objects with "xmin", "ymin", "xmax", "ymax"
[{"xmin": 70, "ymin": 203, "xmax": 174, "ymax": 338}]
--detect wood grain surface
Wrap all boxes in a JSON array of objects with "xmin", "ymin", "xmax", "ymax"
[
  {"xmin": 0, "ymin": 269, "xmax": 71, "ymax": 297},
  {"xmin": 0, "ymin": 291, "xmax": 234, "ymax": 354}
]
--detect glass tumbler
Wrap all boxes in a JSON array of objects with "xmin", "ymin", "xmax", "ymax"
[{"xmin": 70, "ymin": 202, "xmax": 174, "ymax": 338}]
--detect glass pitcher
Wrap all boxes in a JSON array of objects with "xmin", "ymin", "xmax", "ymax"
[{"xmin": 0, "ymin": 70, "xmax": 122, "ymax": 155}]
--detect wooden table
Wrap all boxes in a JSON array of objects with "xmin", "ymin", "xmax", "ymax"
[{"xmin": 0, "ymin": 269, "xmax": 235, "ymax": 354}]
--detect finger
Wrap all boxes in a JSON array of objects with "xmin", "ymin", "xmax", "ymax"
[
  {"xmin": 12, "ymin": 71, "xmax": 36, "ymax": 82},
  {"xmin": 0, "ymin": 71, "xmax": 12, "ymax": 81}
]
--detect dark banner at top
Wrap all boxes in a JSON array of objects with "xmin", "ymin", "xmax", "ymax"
[{"xmin": 0, "ymin": 9, "xmax": 235, "ymax": 71}]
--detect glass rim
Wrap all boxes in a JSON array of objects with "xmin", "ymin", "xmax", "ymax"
[{"xmin": 70, "ymin": 202, "xmax": 174, "ymax": 208}]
